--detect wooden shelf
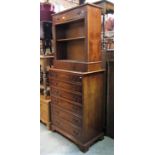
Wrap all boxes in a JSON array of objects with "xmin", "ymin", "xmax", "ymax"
[
  {"xmin": 40, "ymin": 55, "xmax": 54, "ymax": 59},
  {"xmin": 57, "ymin": 36, "xmax": 85, "ymax": 42},
  {"xmin": 55, "ymin": 17, "xmax": 85, "ymax": 25}
]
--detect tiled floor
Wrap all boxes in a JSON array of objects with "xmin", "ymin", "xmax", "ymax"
[{"xmin": 40, "ymin": 123, "xmax": 114, "ymax": 155}]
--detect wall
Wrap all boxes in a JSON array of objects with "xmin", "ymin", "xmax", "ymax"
[{"xmin": 40, "ymin": 0, "xmax": 78, "ymax": 13}]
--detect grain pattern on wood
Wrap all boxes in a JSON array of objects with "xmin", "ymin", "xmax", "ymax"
[
  {"xmin": 50, "ymin": 4, "xmax": 105, "ymax": 152},
  {"xmin": 52, "ymin": 4, "xmax": 102, "ymax": 72}
]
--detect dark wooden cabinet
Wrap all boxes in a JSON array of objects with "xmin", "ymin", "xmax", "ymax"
[
  {"xmin": 49, "ymin": 4, "xmax": 106, "ymax": 152},
  {"xmin": 94, "ymin": 0, "xmax": 114, "ymax": 139},
  {"xmin": 94, "ymin": 0, "xmax": 114, "ymax": 14},
  {"xmin": 105, "ymin": 50, "xmax": 114, "ymax": 138}
]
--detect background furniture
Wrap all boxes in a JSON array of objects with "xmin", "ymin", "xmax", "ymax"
[
  {"xmin": 94, "ymin": 0, "xmax": 114, "ymax": 14},
  {"xmin": 79, "ymin": 0, "xmax": 85, "ymax": 5},
  {"xmin": 40, "ymin": 96, "xmax": 51, "ymax": 130},
  {"xmin": 40, "ymin": 1, "xmax": 55, "ymax": 129},
  {"xmin": 40, "ymin": 55, "xmax": 54, "ymax": 98},
  {"xmin": 95, "ymin": 0, "xmax": 114, "ymax": 138},
  {"xmin": 40, "ymin": 55, "xmax": 54, "ymax": 129},
  {"xmin": 106, "ymin": 49, "xmax": 114, "ymax": 138},
  {"xmin": 49, "ymin": 4, "xmax": 106, "ymax": 152}
]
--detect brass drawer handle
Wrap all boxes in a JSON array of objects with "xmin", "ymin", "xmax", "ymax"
[
  {"xmin": 71, "ymin": 76, "xmax": 75, "ymax": 81},
  {"xmin": 53, "ymin": 82, "xmax": 58, "ymax": 86},
  {"xmin": 74, "ymin": 96, "xmax": 81, "ymax": 102},
  {"xmin": 52, "ymin": 90, "xmax": 59, "ymax": 96},
  {"xmin": 50, "ymin": 73, "xmax": 54, "ymax": 77},
  {"xmin": 71, "ymin": 76, "xmax": 82, "ymax": 82},
  {"xmin": 62, "ymin": 16, "xmax": 66, "ymax": 20},
  {"xmin": 55, "ymin": 90, "xmax": 60, "ymax": 95},
  {"xmin": 77, "ymin": 10, "xmax": 84, "ymax": 15},
  {"xmin": 50, "ymin": 73, "xmax": 57, "ymax": 78},
  {"xmin": 74, "ymin": 96, "xmax": 78, "ymax": 101},
  {"xmin": 77, "ymin": 11, "xmax": 82, "ymax": 15}
]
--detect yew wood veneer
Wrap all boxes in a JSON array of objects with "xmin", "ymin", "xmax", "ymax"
[{"xmin": 49, "ymin": 3, "xmax": 106, "ymax": 152}]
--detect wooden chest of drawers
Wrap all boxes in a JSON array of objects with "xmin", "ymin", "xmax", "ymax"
[
  {"xmin": 49, "ymin": 68, "xmax": 106, "ymax": 152},
  {"xmin": 50, "ymin": 3, "xmax": 105, "ymax": 152}
]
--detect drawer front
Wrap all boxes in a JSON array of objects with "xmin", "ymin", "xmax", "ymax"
[
  {"xmin": 53, "ymin": 7, "xmax": 86, "ymax": 24},
  {"xmin": 49, "ymin": 71, "xmax": 83, "ymax": 84},
  {"xmin": 51, "ymin": 96, "xmax": 82, "ymax": 115},
  {"xmin": 51, "ymin": 87, "xmax": 82, "ymax": 103},
  {"xmin": 50, "ymin": 80, "xmax": 82, "ymax": 93},
  {"xmin": 52, "ymin": 116, "xmax": 81, "ymax": 137},
  {"xmin": 52, "ymin": 105, "xmax": 82, "ymax": 127}
]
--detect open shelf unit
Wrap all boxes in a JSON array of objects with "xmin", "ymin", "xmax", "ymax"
[
  {"xmin": 56, "ymin": 18, "xmax": 85, "ymax": 39},
  {"xmin": 52, "ymin": 4, "xmax": 103, "ymax": 72},
  {"xmin": 55, "ymin": 18, "xmax": 86, "ymax": 62}
]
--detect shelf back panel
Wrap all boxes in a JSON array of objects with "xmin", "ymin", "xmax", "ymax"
[
  {"xmin": 56, "ymin": 40, "xmax": 85, "ymax": 61},
  {"xmin": 56, "ymin": 19, "xmax": 85, "ymax": 39},
  {"xmin": 67, "ymin": 40, "xmax": 85, "ymax": 61}
]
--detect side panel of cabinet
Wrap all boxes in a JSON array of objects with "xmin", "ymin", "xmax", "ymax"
[
  {"xmin": 82, "ymin": 72, "xmax": 106, "ymax": 142},
  {"xmin": 87, "ymin": 6, "xmax": 102, "ymax": 62}
]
